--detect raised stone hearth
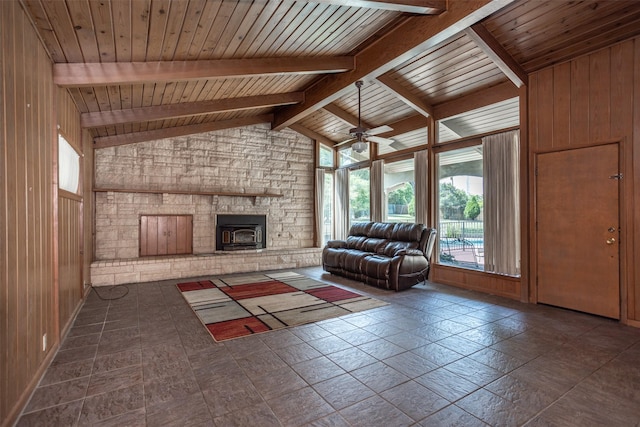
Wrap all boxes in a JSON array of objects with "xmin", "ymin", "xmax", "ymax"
[{"xmin": 90, "ymin": 248, "xmax": 322, "ymax": 286}]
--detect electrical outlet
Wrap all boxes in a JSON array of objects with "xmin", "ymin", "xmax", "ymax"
[{"xmin": 42, "ymin": 333, "xmax": 47, "ymax": 351}]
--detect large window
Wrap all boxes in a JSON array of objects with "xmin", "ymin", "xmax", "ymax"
[
  {"xmin": 349, "ymin": 168, "xmax": 370, "ymax": 226},
  {"xmin": 437, "ymin": 146, "xmax": 484, "ymax": 270},
  {"xmin": 384, "ymin": 159, "xmax": 415, "ymax": 223},
  {"xmin": 436, "ymin": 131, "xmax": 520, "ymax": 276}
]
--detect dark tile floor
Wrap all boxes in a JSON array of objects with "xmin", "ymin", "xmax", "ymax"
[{"xmin": 15, "ymin": 266, "xmax": 640, "ymax": 427}]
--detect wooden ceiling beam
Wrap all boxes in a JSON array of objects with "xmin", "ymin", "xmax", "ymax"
[
  {"xmin": 93, "ymin": 115, "xmax": 273, "ymax": 149},
  {"xmin": 273, "ymin": 0, "xmax": 516, "ymax": 130},
  {"xmin": 322, "ymin": 103, "xmax": 373, "ymax": 129},
  {"xmin": 54, "ymin": 57, "xmax": 355, "ymax": 87},
  {"xmin": 376, "ymin": 74, "xmax": 433, "ymax": 117},
  {"xmin": 81, "ymin": 92, "xmax": 303, "ymax": 128},
  {"xmin": 464, "ymin": 23, "xmax": 528, "ymax": 88},
  {"xmin": 432, "ymin": 80, "xmax": 518, "ymax": 120},
  {"xmin": 310, "ymin": 0, "xmax": 446, "ymax": 14},
  {"xmin": 288, "ymin": 124, "xmax": 336, "ymax": 146}
]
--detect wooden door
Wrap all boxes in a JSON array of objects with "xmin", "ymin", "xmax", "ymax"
[{"xmin": 536, "ymin": 144, "xmax": 620, "ymax": 319}]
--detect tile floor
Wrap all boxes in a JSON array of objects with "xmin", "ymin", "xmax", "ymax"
[{"xmin": 15, "ymin": 266, "xmax": 640, "ymax": 427}]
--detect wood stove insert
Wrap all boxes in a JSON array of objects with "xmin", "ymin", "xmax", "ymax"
[{"xmin": 216, "ymin": 214, "xmax": 267, "ymax": 251}]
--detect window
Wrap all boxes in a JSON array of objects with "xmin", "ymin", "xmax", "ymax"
[
  {"xmin": 319, "ymin": 144, "xmax": 334, "ymax": 167},
  {"xmin": 384, "ymin": 159, "xmax": 415, "ymax": 223},
  {"xmin": 437, "ymin": 146, "xmax": 484, "ymax": 270},
  {"xmin": 349, "ymin": 167, "xmax": 370, "ymax": 226},
  {"xmin": 436, "ymin": 131, "xmax": 520, "ymax": 276},
  {"xmin": 58, "ymin": 133, "xmax": 80, "ymax": 194},
  {"xmin": 322, "ymin": 172, "xmax": 334, "ymax": 245}
]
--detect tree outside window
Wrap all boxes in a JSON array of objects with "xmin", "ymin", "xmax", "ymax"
[{"xmin": 349, "ymin": 168, "xmax": 370, "ymax": 223}]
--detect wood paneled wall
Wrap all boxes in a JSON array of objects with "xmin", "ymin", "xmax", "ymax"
[
  {"xmin": 1, "ymin": 2, "xmax": 56, "ymax": 424},
  {"xmin": 58, "ymin": 194, "xmax": 83, "ymax": 330},
  {"xmin": 1, "ymin": 4, "xmax": 85, "ymax": 425},
  {"xmin": 529, "ymin": 37, "xmax": 640, "ymax": 323}
]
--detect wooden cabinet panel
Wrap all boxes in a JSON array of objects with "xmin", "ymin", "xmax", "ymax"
[{"xmin": 140, "ymin": 215, "xmax": 192, "ymax": 256}]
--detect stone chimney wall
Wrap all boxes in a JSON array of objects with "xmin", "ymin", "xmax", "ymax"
[{"xmin": 93, "ymin": 124, "xmax": 315, "ymax": 260}]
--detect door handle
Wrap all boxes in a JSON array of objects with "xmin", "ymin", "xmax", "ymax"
[{"xmin": 606, "ymin": 238, "xmax": 616, "ymax": 245}]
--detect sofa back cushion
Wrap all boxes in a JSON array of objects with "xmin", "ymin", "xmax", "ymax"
[
  {"xmin": 391, "ymin": 223, "xmax": 425, "ymax": 242},
  {"xmin": 346, "ymin": 236, "xmax": 388, "ymax": 252},
  {"xmin": 345, "ymin": 222, "xmax": 430, "ymax": 257},
  {"xmin": 379, "ymin": 240, "xmax": 419, "ymax": 257},
  {"xmin": 368, "ymin": 222, "xmax": 395, "ymax": 239},
  {"xmin": 348, "ymin": 222, "xmax": 373, "ymax": 237},
  {"xmin": 345, "ymin": 235, "xmax": 367, "ymax": 250}
]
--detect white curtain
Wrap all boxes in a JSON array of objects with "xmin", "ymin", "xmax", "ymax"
[
  {"xmin": 414, "ymin": 150, "xmax": 429, "ymax": 225},
  {"xmin": 315, "ymin": 168, "xmax": 325, "ymax": 247},
  {"xmin": 335, "ymin": 168, "xmax": 350, "ymax": 240},
  {"xmin": 483, "ymin": 130, "xmax": 520, "ymax": 275},
  {"xmin": 370, "ymin": 160, "xmax": 384, "ymax": 222}
]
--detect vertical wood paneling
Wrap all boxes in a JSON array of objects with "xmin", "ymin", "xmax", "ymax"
[
  {"xmin": 633, "ymin": 39, "xmax": 640, "ymax": 320},
  {"xmin": 553, "ymin": 62, "xmax": 571, "ymax": 145},
  {"xmin": 611, "ymin": 42, "xmax": 634, "ymax": 138},
  {"xmin": 570, "ymin": 55, "xmax": 590, "ymax": 145},
  {"xmin": 535, "ymin": 68, "xmax": 554, "ymax": 150},
  {"xmin": 589, "ymin": 49, "xmax": 611, "ymax": 142},
  {"xmin": 58, "ymin": 196, "xmax": 82, "ymax": 329},
  {"xmin": 530, "ymin": 38, "xmax": 638, "ymax": 323},
  {"xmin": 1, "ymin": 2, "xmax": 56, "ymax": 425}
]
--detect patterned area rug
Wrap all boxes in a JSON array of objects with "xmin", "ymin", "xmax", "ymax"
[{"xmin": 177, "ymin": 271, "xmax": 388, "ymax": 342}]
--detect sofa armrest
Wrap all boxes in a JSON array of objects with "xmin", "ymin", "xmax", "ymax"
[
  {"xmin": 395, "ymin": 248, "xmax": 425, "ymax": 257},
  {"xmin": 325, "ymin": 240, "xmax": 347, "ymax": 249}
]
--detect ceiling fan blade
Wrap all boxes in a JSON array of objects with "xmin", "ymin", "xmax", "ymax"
[
  {"xmin": 367, "ymin": 135, "xmax": 394, "ymax": 145},
  {"xmin": 367, "ymin": 125, "xmax": 393, "ymax": 135},
  {"xmin": 334, "ymin": 138, "xmax": 355, "ymax": 147}
]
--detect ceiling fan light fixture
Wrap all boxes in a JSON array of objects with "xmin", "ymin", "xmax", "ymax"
[{"xmin": 352, "ymin": 140, "xmax": 368, "ymax": 153}]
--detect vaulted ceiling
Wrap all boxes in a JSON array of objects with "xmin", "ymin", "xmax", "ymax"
[{"xmin": 22, "ymin": 0, "xmax": 640, "ymax": 154}]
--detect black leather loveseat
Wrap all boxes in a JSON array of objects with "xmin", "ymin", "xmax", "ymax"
[{"xmin": 322, "ymin": 222, "xmax": 437, "ymax": 291}]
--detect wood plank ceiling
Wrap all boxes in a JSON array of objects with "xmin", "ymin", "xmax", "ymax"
[{"xmin": 21, "ymin": 0, "xmax": 640, "ymax": 154}]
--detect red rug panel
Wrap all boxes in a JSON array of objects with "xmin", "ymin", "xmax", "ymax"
[
  {"xmin": 177, "ymin": 280, "xmax": 215, "ymax": 292},
  {"xmin": 222, "ymin": 280, "xmax": 297, "ymax": 300},
  {"xmin": 206, "ymin": 317, "xmax": 271, "ymax": 341},
  {"xmin": 306, "ymin": 286, "xmax": 363, "ymax": 302}
]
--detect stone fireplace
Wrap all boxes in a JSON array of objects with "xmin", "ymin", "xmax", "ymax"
[{"xmin": 216, "ymin": 214, "xmax": 267, "ymax": 251}]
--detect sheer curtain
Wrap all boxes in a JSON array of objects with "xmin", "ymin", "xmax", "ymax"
[
  {"xmin": 370, "ymin": 160, "xmax": 384, "ymax": 222},
  {"xmin": 483, "ymin": 130, "xmax": 520, "ymax": 275},
  {"xmin": 315, "ymin": 168, "xmax": 325, "ymax": 247},
  {"xmin": 335, "ymin": 168, "xmax": 350, "ymax": 240},
  {"xmin": 414, "ymin": 150, "xmax": 429, "ymax": 225}
]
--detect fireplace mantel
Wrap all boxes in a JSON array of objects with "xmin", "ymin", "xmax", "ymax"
[
  {"xmin": 94, "ymin": 187, "xmax": 282, "ymax": 198},
  {"xmin": 94, "ymin": 187, "xmax": 282, "ymax": 203}
]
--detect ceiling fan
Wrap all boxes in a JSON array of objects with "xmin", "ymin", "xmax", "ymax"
[{"xmin": 335, "ymin": 80, "xmax": 394, "ymax": 153}]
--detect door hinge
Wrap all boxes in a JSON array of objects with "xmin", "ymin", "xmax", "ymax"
[{"xmin": 609, "ymin": 173, "xmax": 623, "ymax": 180}]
